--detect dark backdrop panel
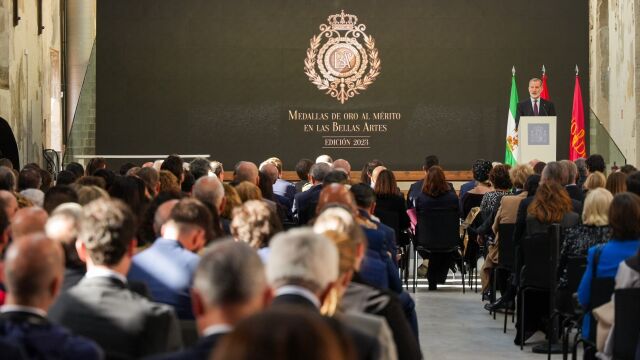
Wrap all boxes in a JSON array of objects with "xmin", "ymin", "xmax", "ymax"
[{"xmin": 96, "ymin": 0, "xmax": 589, "ymax": 170}]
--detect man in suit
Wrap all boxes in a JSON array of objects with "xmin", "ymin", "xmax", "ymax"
[
  {"xmin": 0, "ymin": 233, "xmax": 102, "ymax": 359},
  {"xmin": 45, "ymin": 203, "xmax": 86, "ymax": 291},
  {"xmin": 49, "ymin": 198, "xmax": 182, "ymax": 358},
  {"xmin": 267, "ymin": 228, "xmax": 381, "ymax": 360},
  {"xmin": 153, "ymin": 240, "xmax": 272, "ymax": 360},
  {"xmin": 407, "ymin": 155, "xmax": 441, "ymax": 209},
  {"xmin": 292, "ymin": 162, "xmax": 331, "ymax": 225},
  {"xmin": 231, "ymin": 161, "xmax": 259, "ymax": 186},
  {"xmin": 516, "ymin": 78, "xmax": 556, "ymax": 126},
  {"xmin": 192, "ymin": 176, "xmax": 227, "ymax": 234},
  {"xmin": 263, "ymin": 157, "xmax": 297, "ymax": 204},
  {"xmin": 561, "ymin": 160, "xmax": 585, "ymax": 203},
  {"xmin": 129, "ymin": 198, "xmax": 212, "ymax": 319}
]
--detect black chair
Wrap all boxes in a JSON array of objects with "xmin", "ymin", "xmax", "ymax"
[
  {"xmin": 490, "ymin": 223, "xmax": 516, "ymax": 332},
  {"xmin": 613, "ymin": 288, "xmax": 640, "ymax": 360},
  {"xmin": 559, "ymin": 256, "xmax": 587, "ymax": 359},
  {"xmin": 518, "ymin": 225, "xmax": 560, "ymax": 350},
  {"xmin": 412, "ymin": 208, "xmax": 464, "ymax": 293}
]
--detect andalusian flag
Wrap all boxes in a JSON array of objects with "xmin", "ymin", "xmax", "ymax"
[{"xmin": 505, "ymin": 67, "xmax": 519, "ymax": 166}]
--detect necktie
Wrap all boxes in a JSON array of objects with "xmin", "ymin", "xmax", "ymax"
[{"xmin": 533, "ymin": 100, "xmax": 539, "ymax": 116}]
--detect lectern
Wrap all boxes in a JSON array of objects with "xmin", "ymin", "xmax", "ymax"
[{"xmin": 518, "ymin": 116, "xmax": 557, "ymax": 163}]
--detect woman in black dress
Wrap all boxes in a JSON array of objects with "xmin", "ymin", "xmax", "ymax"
[{"xmin": 374, "ymin": 169, "xmax": 411, "ymax": 249}]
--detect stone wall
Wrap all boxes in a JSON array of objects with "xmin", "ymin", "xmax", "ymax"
[
  {"xmin": 590, "ymin": 0, "xmax": 640, "ymax": 165},
  {"xmin": 0, "ymin": 0, "xmax": 61, "ymax": 166}
]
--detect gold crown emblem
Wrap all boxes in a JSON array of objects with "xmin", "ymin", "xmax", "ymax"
[
  {"xmin": 327, "ymin": 10, "xmax": 359, "ymax": 30},
  {"xmin": 305, "ymin": 10, "xmax": 381, "ymax": 104}
]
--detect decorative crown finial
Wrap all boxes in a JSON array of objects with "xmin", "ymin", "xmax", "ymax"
[
  {"xmin": 328, "ymin": 10, "xmax": 359, "ymax": 30},
  {"xmin": 512, "ymin": 66, "xmax": 516, "ymax": 76},
  {"xmin": 575, "ymin": 65, "xmax": 579, "ymax": 76},
  {"xmin": 542, "ymin": 64, "xmax": 546, "ymax": 74}
]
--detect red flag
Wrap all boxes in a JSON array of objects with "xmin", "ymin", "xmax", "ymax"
[
  {"xmin": 541, "ymin": 66, "xmax": 550, "ymax": 100},
  {"xmin": 569, "ymin": 73, "xmax": 587, "ymax": 160}
]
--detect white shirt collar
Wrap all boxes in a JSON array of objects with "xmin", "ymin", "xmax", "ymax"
[
  {"xmin": 0, "ymin": 305, "xmax": 47, "ymax": 318},
  {"xmin": 85, "ymin": 267, "xmax": 128, "ymax": 284},
  {"xmin": 531, "ymin": 97, "xmax": 540, "ymax": 104},
  {"xmin": 202, "ymin": 324, "xmax": 233, "ymax": 337},
  {"xmin": 275, "ymin": 285, "xmax": 321, "ymax": 309}
]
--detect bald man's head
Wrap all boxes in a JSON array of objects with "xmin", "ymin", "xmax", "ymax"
[
  {"xmin": 316, "ymin": 184, "xmax": 357, "ymax": 215},
  {"xmin": 259, "ymin": 163, "xmax": 279, "ymax": 185},
  {"xmin": 234, "ymin": 161, "xmax": 259, "ymax": 185},
  {"xmin": 154, "ymin": 199, "xmax": 179, "ymax": 237},
  {"xmin": 0, "ymin": 190, "xmax": 18, "ymax": 221},
  {"xmin": 11, "ymin": 207, "xmax": 48, "ymax": 238},
  {"xmin": 332, "ymin": 159, "xmax": 351, "ymax": 175},
  {"xmin": 4, "ymin": 233, "xmax": 64, "ymax": 308}
]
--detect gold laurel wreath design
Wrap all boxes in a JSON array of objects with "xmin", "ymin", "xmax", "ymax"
[{"xmin": 304, "ymin": 32, "xmax": 381, "ymax": 104}]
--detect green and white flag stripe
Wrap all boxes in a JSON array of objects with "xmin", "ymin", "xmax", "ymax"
[{"xmin": 505, "ymin": 70, "xmax": 519, "ymax": 166}]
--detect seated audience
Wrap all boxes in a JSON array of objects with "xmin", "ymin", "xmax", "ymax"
[
  {"xmin": 294, "ymin": 158, "xmax": 313, "ymax": 193},
  {"xmin": 76, "ymin": 175, "xmax": 107, "ymax": 189},
  {"xmin": 360, "ymin": 159, "xmax": 384, "ymax": 187},
  {"xmin": 137, "ymin": 167, "xmax": 160, "ymax": 197},
  {"xmin": 515, "ymin": 181, "xmax": 580, "ymax": 345},
  {"xmin": 43, "ymin": 185, "xmax": 78, "ymax": 214},
  {"xmin": 45, "ymin": 203, "xmax": 86, "ymax": 291},
  {"xmin": 93, "ymin": 169, "xmax": 116, "ymax": 190},
  {"xmin": 0, "ymin": 190, "xmax": 18, "ymax": 221},
  {"xmin": 605, "ymin": 171, "xmax": 627, "ymax": 195},
  {"xmin": 159, "ymin": 170, "xmax": 181, "ymax": 193},
  {"xmin": 154, "ymin": 240, "xmax": 272, "ymax": 360},
  {"xmin": 232, "ymin": 161, "xmax": 259, "ymax": 186},
  {"xmin": 75, "ymin": 185, "xmax": 109, "ymax": 205},
  {"xmin": 209, "ymin": 161, "xmax": 224, "ymax": 181},
  {"xmin": 292, "ymin": 162, "xmax": 331, "ymax": 225},
  {"xmin": 415, "ymin": 166, "xmax": 459, "ymax": 289},
  {"xmin": 17, "ymin": 168, "xmax": 41, "ymax": 192},
  {"xmin": 561, "ymin": 159, "xmax": 584, "ymax": 202},
  {"xmin": 578, "ymin": 192, "xmax": 640, "ymax": 341},
  {"xmin": 49, "ymin": 198, "xmax": 182, "ymax": 358},
  {"xmin": 212, "ymin": 308, "xmax": 349, "ymax": 360},
  {"xmin": 65, "ymin": 162, "xmax": 84, "ymax": 179},
  {"xmin": 558, "ymin": 188, "xmax": 612, "ymax": 290},
  {"xmin": 373, "ymin": 169, "xmax": 410, "ymax": 248},
  {"xmin": 264, "ymin": 157, "xmax": 296, "ymax": 203},
  {"xmin": 11, "ymin": 207, "xmax": 48, "ymax": 238},
  {"xmin": 459, "ymin": 160, "xmax": 493, "ymax": 267},
  {"xmin": 235, "ymin": 181, "xmax": 263, "ymax": 203},
  {"xmin": 220, "ymin": 183, "xmax": 241, "ymax": 220},
  {"xmin": 332, "ymin": 159, "xmax": 352, "ymax": 178},
  {"xmin": 192, "ymin": 176, "xmax": 226, "ymax": 237},
  {"xmin": 575, "ymin": 158, "xmax": 588, "ymax": 188},
  {"xmin": 315, "ymin": 155, "xmax": 333, "ymax": 164},
  {"xmin": 190, "ymin": 158, "xmax": 212, "ymax": 181},
  {"xmin": 313, "ymin": 207, "xmax": 421, "ymax": 360},
  {"xmin": 619, "ymin": 164, "xmax": 637, "ymax": 175},
  {"xmin": 85, "ymin": 157, "xmax": 107, "ymax": 176},
  {"xmin": 583, "ymin": 171, "xmax": 606, "ymax": 193},
  {"xmin": 230, "ymin": 200, "xmax": 282, "ymax": 262},
  {"xmin": 407, "ymin": 155, "xmax": 439, "ymax": 208},
  {"xmin": 56, "ymin": 170, "xmax": 77, "ymax": 185},
  {"xmin": 0, "ymin": 167, "xmax": 16, "ymax": 191},
  {"xmin": 586, "ymin": 154, "xmax": 606, "ymax": 175},
  {"xmin": 0, "ymin": 233, "xmax": 102, "ymax": 359},
  {"xmin": 128, "ymin": 198, "xmax": 212, "ymax": 320},
  {"xmin": 266, "ymin": 228, "xmax": 381, "ymax": 360},
  {"xmin": 161, "ymin": 155, "xmax": 185, "ymax": 185}
]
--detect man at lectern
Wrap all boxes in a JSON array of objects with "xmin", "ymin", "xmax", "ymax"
[{"xmin": 516, "ymin": 78, "xmax": 556, "ymax": 125}]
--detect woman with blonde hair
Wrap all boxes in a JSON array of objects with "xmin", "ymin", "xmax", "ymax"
[
  {"xmin": 313, "ymin": 207, "xmax": 422, "ymax": 360},
  {"xmin": 583, "ymin": 171, "xmax": 606, "ymax": 193},
  {"xmin": 558, "ymin": 188, "xmax": 612, "ymax": 289},
  {"xmin": 231, "ymin": 200, "xmax": 282, "ymax": 262}
]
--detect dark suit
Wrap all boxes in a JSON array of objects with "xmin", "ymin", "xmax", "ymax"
[
  {"xmin": 292, "ymin": 184, "xmax": 323, "ymax": 225},
  {"xmin": 406, "ymin": 180, "xmax": 424, "ymax": 209},
  {"xmin": 565, "ymin": 184, "xmax": 585, "ymax": 203},
  {"xmin": 148, "ymin": 333, "xmax": 226, "ymax": 360},
  {"xmin": 273, "ymin": 179, "xmax": 296, "ymax": 204},
  {"xmin": 516, "ymin": 98, "xmax": 556, "ymax": 126},
  {"xmin": 271, "ymin": 293, "xmax": 381, "ymax": 360},
  {"xmin": 0, "ymin": 310, "xmax": 102, "ymax": 360},
  {"xmin": 49, "ymin": 276, "xmax": 182, "ymax": 359}
]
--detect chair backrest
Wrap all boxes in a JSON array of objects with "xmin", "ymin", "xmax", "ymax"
[
  {"xmin": 416, "ymin": 208, "xmax": 460, "ymax": 252},
  {"xmin": 497, "ymin": 223, "xmax": 516, "ymax": 270},
  {"xmin": 613, "ymin": 288, "xmax": 640, "ymax": 360},
  {"xmin": 564, "ymin": 256, "xmax": 587, "ymax": 293},
  {"xmin": 520, "ymin": 224, "xmax": 560, "ymax": 290}
]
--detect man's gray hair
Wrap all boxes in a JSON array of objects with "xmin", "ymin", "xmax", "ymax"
[
  {"xmin": 529, "ymin": 77, "xmax": 542, "ymax": 85},
  {"xmin": 192, "ymin": 176, "xmax": 225, "ymax": 209},
  {"xmin": 541, "ymin": 161, "xmax": 567, "ymax": 185},
  {"xmin": 309, "ymin": 162, "xmax": 332, "ymax": 182},
  {"xmin": 266, "ymin": 228, "xmax": 338, "ymax": 292},
  {"xmin": 559, "ymin": 160, "xmax": 578, "ymax": 185},
  {"xmin": 0, "ymin": 167, "xmax": 16, "ymax": 191},
  {"xmin": 315, "ymin": 155, "xmax": 333, "ymax": 164},
  {"xmin": 194, "ymin": 239, "xmax": 265, "ymax": 306},
  {"xmin": 190, "ymin": 158, "xmax": 212, "ymax": 180}
]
